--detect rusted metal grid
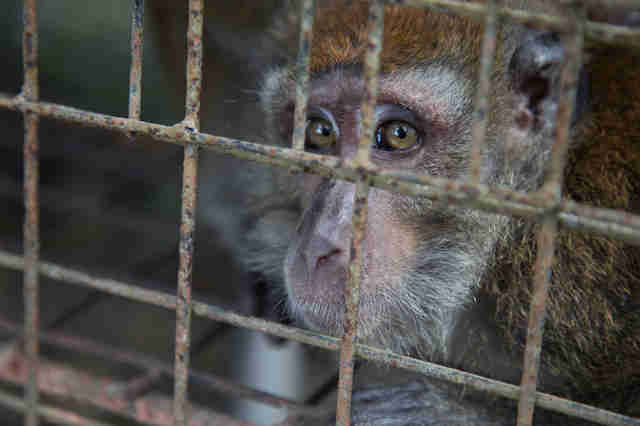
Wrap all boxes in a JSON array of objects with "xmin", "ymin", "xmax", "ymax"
[
  {"xmin": 21, "ymin": 1, "xmax": 40, "ymax": 426},
  {"xmin": 0, "ymin": 0, "xmax": 639, "ymax": 425},
  {"xmin": 0, "ymin": 313, "xmax": 311, "ymax": 426},
  {"xmin": 127, "ymin": 0, "xmax": 144, "ymax": 122}
]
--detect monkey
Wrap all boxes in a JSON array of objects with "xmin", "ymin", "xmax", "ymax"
[{"xmin": 239, "ymin": 0, "xmax": 640, "ymax": 424}]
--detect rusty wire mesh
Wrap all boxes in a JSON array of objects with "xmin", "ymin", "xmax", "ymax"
[{"xmin": 0, "ymin": 0, "xmax": 639, "ymax": 425}]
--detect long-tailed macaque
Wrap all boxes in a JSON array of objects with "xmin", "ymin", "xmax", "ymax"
[{"xmin": 242, "ymin": 1, "xmax": 640, "ymax": 424}]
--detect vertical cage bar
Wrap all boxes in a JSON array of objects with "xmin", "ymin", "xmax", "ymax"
[
  {"xmin": 469, "ymin": 0, "xmax": 498, "ymax": 181},
  {"xmin": 174, "ymin": 0, "xmax": 204, "ymax": 425},
  {"xmin": 517, "ymin": 215, "xmax": 557, "ymax": 426},
  {"xmin": 183, "ymin": 0, "xmax": 203, "ymax": 130},
  {"xmin": 516, "ymin": 5, "xmax": 584, "ymax": 425},
  {"xmin": 174, "ymin": 143, "xmax": 199, "ymax": 426},
  {"xmin": 354, "ymin": 0, "xmax": 383, "ymax": 167},
  {"xmin": 22, "ymin": 1, "xmax": 40, "ymax": 425},
  {"xmin": 128, "ymin": 0, "xmax": 144, "ymax": 121},
  {"xmin": 336, "ymin": 180, "xmax": 368, "ymax": 426},
  {"xmin": 543, "ymin": 11, "xmax": 585, "ymax": 197},
  {"xmin": 335, "ymin": 2, "xmax": 383, "ymax": 425},
  {"xmin": 291, "ymin": 0, "xmax": 316, "ymax": 152}
]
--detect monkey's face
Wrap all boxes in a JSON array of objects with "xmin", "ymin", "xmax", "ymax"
[
  {"xmin": 259, "ymin": 4, "xmax": 573, "ymax": 357},
  {"xmin": 263, "ymin": 66, "xmax": 507, "ymax": 356}
]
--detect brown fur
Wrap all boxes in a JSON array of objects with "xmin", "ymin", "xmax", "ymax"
[
  {"xmin": 488, "ymin": 46, "xmax": 640, "ymax": 413},
  {"xmin": 272, "ymin": 1, "xmax": 485, "ymax": 74},
  {"xmin": 272, "ymin": 0, "xmax": 640, "ymax": 418},
  {"xmin": 309, "ymin": 2, "xmax": 483, "ymax": 74}
]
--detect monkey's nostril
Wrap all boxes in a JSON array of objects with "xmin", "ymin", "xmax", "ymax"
[{"xmin": 316, "ymin": 249, "xmax": 342, "ymax": 267}]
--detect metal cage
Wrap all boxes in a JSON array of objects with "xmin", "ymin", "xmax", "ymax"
[{"xmin": 0, "ymin": 0, "xmax": 639, "ymax": 425}]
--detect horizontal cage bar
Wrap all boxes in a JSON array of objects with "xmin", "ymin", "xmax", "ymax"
[
  {"xmin": 0, "ymin": 250, "xmax": 637, "ymax": 425},
  {"xmin": 1, "ymin": 95, "xmax": 638, "ymax": 245}
]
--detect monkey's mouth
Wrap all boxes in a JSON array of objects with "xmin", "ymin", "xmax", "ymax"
[
  {"xmin": 285, "ymin": 251, "xmax": 347, "ymax": 333},
  {"xmin": 284, "ymin": 250, "xmax": 384, "ymax": 338}
]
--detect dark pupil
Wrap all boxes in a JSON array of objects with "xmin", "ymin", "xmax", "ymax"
[
  {"xmin": 393, "ymin": 125, "xmax": 408, "ymax": 139},
  {"xmin": 318, "ymin": 124, "xmax": 331, "ymax": 137}
]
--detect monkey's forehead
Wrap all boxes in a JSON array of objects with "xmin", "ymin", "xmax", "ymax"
[
  {"xmin": 308, "ymin": 2, "xmax": 488, "ymax": 74},
  {"xmin": 261, "ymin": 64, "xmax": 473, "ymax": 134}
]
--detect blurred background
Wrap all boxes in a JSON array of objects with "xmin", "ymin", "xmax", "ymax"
[{"xmin": 0, "ymin": 1, "xmax": 336, "ymax": 424}]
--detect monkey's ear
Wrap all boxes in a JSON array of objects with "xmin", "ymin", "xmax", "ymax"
[
  {"xmin": 508, "ymin": 33, "xmax": 563, "ymax": 130},
  {"xmin": 508, "ymin": 33, "xmax": 588, "ymax": 131}
]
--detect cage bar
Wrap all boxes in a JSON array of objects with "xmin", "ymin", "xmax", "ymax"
[
  {"xmin": 174, "ymin": 1, "xmax": 205, "ymax": 424},
  {"xmin": 335, "ymin": 2, "xmax": 384, "ymax": 424},
  {"xmin": 0, "ymin": 316, "xmax": 317, "ymax": 417},
  {"xmin": 291, "ymin": 0, "xmax": 316, "ymax": 152},
  {"xmin": 517, "ymin": 216, "xmax": 558, "ymax": 425},
  {"xmin": 21, "ymin": 1, "xmax": 40, "ymax": 425},
  {"xmin": 128, "ymin": 0, "xmax": 144, "ymax": 121},
  {"xmin": 354, "ymin": 0, "xmax": 383, "ymax": 167},
  {"xmin": 335, "ymin": 179, "xmax": 368, "ymax": 426},
  {"xmin": 544, "ymin": 10, "xmax": 586, "ymax": 198},
  {"xmin": 395, "ymin": 0, "xmax": 640, "ymax": 47},
  {"xmin": 517, "ymin": 5, "xmax": 586, "ymax": 425},
  {"xmin": 0, "ymin": 1, "xmax": 638, "ymax": 425},
  {"xmin": 183, "ymin": 0, "xmax": 203, "ymax": 130},
  {"xmin": 2, "ymin": 95, "xmax": 639, "ymax": 245},
  {"xmin": 469, "ymin": 0, "xmax": 498, "ymax": 181},
  {"xmin": 0, "ymin": 344, "xmax": 258, "ymax": 426},
  {"xmin": 174, "ymin": 142, "xmax": 199, "ymax": 426},
  {"xmin": 0, "ymin": 250, "xmax": 636, "ymax": 425},
  {"xmin": 0, "ymin": 389, "xmax": 110, "ymax": 426},
  {"xmin": 120, "ymin": 369, "xmax": 163, "ymax": 400}
]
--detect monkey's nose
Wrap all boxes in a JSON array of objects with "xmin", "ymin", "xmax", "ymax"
[
  {"xmin": 305, "ymin": 236, "xmax": 347, "ymax": 272},
  {"xmin": 316, "ymin": 248, "xmax": 342, "ymax": 267}
]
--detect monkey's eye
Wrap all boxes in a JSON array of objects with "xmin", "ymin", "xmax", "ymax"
[
  {"xmin": 374, "ymin": 121, "xmax": 421, "ymax": 152},
  {"xmin": 305, "ymin": 118, "xmax": 337, "ymax": 152}
]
